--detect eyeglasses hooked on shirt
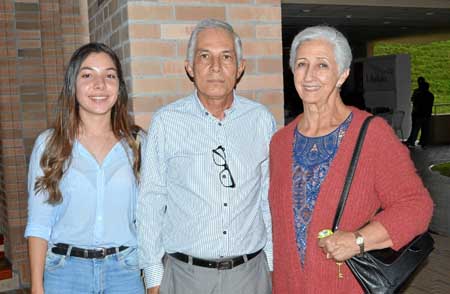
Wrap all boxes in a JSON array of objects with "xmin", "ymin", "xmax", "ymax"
[{"xmin": 212, "ymin": 145, "xmax": 236, "ymax": 188}]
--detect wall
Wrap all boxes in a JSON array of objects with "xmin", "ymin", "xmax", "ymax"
[
  {"xmin": 0, "ymin": 0, "xmax": 88, "ymax": 287},
  {"xmin": 361, "ymin": 54, "xmax": 411, "ymax": 139},
  {"xmin": 87, "ymin": 0, "xmax": 284, "ymax": 129}
]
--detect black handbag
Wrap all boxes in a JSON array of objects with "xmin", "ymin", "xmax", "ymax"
[{"xmin": 332, "ymin": 116, "xmax": 434, "ymax": 294}]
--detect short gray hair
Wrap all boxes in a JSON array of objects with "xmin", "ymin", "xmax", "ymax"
[
  {"xmin": 289, "ymin": 25, "xmax": 352, "ymax": 75},
  {"xmin": 186, "ymin": 19, "xmax": 243, "ymax": 67}
]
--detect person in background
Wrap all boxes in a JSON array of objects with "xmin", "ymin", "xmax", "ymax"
[
  {"xmin": 405, "ymin": 76, "xmax": 435, "ymax": 148},
  {"xmin": 137, "ymin": 19, "xmax": 275, "ymax": 294},
  {"xmin": 269, "ymin": 25, "xmax": 433, "ymax": 293},
  {"xmin": 25, "ymin": 43, "xmax": 145, "ymax": 294}
]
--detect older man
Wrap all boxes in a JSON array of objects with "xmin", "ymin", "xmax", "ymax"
[{"xmin": 137, "ymin": 19, "xmax": 275, "ymax": 294}]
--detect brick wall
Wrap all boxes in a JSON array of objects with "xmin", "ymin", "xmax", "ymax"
[
  {"xmin": 0, "ymin": 0, "xmax": 88, "ymax": 287},
  {"xmin": 87, "ymin": 0, "xmax": 284, "ymax": 129}
]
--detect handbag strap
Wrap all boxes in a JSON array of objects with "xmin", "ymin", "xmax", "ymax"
[{"xmin": 332, "ymin": 116, "xmax": 375, "ymax": 232}]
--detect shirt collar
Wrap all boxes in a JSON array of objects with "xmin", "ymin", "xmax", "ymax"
[{"xmin": 193, "ymin": 90, "xmax": 239, "ymax": 119}]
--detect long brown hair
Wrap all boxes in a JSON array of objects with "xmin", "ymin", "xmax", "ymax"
[{"xmin": 34, "ymin": 43, "xmax": 142, "ymax": 204}]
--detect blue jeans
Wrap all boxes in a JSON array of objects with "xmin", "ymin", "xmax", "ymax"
[{"xmin": 44, "ymin": 247, "xmax": 144, "ymax": 294}]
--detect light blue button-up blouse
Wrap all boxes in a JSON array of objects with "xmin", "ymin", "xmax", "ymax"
[{"xmin": 25, "ymin": 129, "xmax": 144, "ymax": 249}]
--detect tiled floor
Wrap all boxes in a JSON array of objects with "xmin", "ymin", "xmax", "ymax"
[
  {"xmin": 403, "ymin": 233, "xmax": 450, "ymax": 293},
  {"xmin": 402, "ymin": 144, "xmax": 450, "ymax": 294},
  {"xmin": 409, "ymin": 145, "xmax": 450, "ymax": 235}
]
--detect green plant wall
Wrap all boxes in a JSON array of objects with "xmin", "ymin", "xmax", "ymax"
[{"xmin": 374, "ymin": 40, "xmax": 450, "ymax": 114}]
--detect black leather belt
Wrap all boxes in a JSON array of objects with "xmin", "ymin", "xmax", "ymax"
[
  {"xmin": 51, "ymin": 243, "xmax": 128, "ymax": 259},
  {"xmin": 169, "ymin": 249, "xmax": 262, "ymax": 270}
]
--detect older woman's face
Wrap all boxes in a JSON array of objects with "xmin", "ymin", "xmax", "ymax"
[{"xmin": 293, "ymin": 39, "xmax": 348, "ymax": 105}]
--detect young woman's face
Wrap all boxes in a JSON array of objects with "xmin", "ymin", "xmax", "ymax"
[{"xmin": 76, "ymin": 52, "xmax": 119, "ymax": 120}]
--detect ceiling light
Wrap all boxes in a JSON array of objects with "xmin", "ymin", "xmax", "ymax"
[
  {"xmin": 345, "ymin": 15, "xmax": 352, "ymax": 19},
  {"xmin": 383, "ymin": 21, "xmax": 391, "ymax": 24},
  {"xmin": 426, "ymin": 12, "xmax": 434, "ymax": 16},
  {"xmin": 401, "ymin": 26, "xmax": 408, "ymax": 30},
  {"xmin": 302, "ymin": 9, "xmax": 311, "ymax": 13}
]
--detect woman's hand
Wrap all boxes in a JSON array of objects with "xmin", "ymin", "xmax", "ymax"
[
  {"xmin": 31, "ymin": 285, "xmax": 44, "ymax": 294},
  {"xmin": 318, "ymin": 221, "xmax": 394, "ymax": 262},
  {"xmin": 318, "ymin": 230, "xmax": 360, "ymax": 262}
]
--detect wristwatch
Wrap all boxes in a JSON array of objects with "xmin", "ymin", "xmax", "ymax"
[{"xmin": 354, "ymin": 231, "xmax": 365, "ymax": 257}]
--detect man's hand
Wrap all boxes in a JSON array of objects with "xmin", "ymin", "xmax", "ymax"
[{"xmin": 147, "ymin": 286, "xmax": 160, "ymax": 294}]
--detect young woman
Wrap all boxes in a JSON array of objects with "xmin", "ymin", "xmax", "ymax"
[{"xmin": 25, "ymin": 43, "xmax": 145, "ymax": 294}]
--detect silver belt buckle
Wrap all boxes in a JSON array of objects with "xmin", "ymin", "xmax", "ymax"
[
  {"xmin": 217, "ymin": 260, "xmax": 233, "ymax": 270},
  {"xmin": 96, "ymin": 247, "xmax": 107, "ymax": 258}
]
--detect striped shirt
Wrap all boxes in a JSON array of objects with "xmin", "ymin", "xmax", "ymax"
[{"xmin": 137, "ymin": 92, "xmax": 276, "ymax": 288}]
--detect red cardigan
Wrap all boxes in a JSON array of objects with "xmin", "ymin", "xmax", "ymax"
[{"xmin": 269, "ymin": 108, "xmax": 433, "ymax": 294}]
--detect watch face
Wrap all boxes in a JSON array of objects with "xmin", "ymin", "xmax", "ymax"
[{"xmin": 356, "ymin": 236, "xmax": 364, "ymax": 245}]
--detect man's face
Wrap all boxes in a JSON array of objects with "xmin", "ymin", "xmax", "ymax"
[{"xmin": 185, "ymin": 28, "xmax": 245, "ymax": 103}]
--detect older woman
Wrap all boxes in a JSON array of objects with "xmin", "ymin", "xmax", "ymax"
[{"xmin": 269, "ymin": 26, "xmax": 433, "ymax": 293}]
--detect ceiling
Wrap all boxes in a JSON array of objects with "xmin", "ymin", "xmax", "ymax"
[{"xmin": 282, "ymin": 3, "xmax": 450, "ymax": 46}]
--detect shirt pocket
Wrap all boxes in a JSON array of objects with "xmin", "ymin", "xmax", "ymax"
[{"xmin": 166, "ymin": 147, "xmax": 211, "ymax": 183}]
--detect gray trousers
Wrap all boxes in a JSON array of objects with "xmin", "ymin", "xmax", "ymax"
[{"xmin": 160, "ymin": 251, "xmax": 272, "ymax": 294}]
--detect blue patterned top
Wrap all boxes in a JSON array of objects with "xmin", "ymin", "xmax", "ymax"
[{"xmin": 292, "ymin": 113, "xmax": 352, "ymax": 265}]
